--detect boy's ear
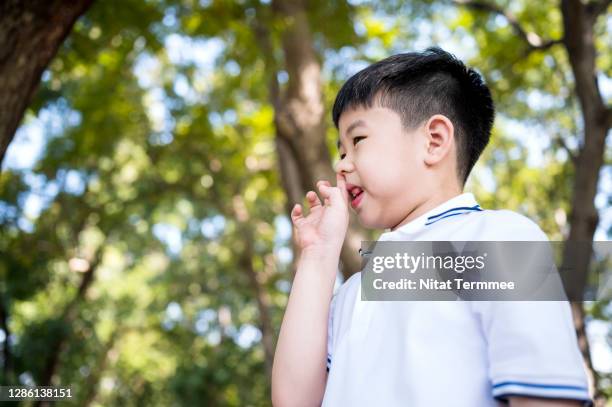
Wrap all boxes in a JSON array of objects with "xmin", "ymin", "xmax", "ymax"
[{"xmin": 423, "ymin": 114, "xmax": 454, "ymax": 166}]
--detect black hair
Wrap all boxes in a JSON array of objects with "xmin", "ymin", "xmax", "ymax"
[{"xmin": 332, "ymin": 47, "xmax": 495, "ymax": 185}]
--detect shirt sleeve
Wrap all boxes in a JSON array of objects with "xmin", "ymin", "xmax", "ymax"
[
  {"xmin": 326, "ymin": 294, "xmax": 337, "ymax": 372},
  {"xmin": 471, "ymin": 300, "xmax": 592, "ymax": 404},
  {"xmin": 471, "ymin": 210, "xmax": 592, "ymax": 404}
]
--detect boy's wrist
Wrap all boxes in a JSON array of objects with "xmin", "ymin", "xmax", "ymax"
[
  {"xmin": 298, "ymin": 244, "xmax": 343, "ymax": 276},
  {"xmin": 300, "ymin": 243, "xmax": 343, "ymax": 261},
  {"xmin": 296, "ymin": 246, "xmax": 340, "ymax": 286}
]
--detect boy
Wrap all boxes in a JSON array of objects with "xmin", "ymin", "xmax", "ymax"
[{"xmin": 271, "ymin": 48, "xmax": 591, "ymax": 406}]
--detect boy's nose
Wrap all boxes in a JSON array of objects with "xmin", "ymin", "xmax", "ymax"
[{"xmin": 335, "ymin": 157, "xmax": 355, "ymax": 174}]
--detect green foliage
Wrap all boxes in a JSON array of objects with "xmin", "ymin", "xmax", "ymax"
[{"xmin": 0, "ymin": 0, "xmax": 609, "ymax": 404}]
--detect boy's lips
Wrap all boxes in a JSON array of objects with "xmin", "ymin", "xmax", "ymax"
[{"xmin": 346, "ymin": 183, "xmax": 364, "ymax": 209}]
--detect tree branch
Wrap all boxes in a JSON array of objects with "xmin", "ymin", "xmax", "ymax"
[
  {"xmin": 36, "ymin": 242, "xmax": 105, "ymax": 395},
  {"xmin": 554, "ymin": 134, "xmax": 579, "ymax": 165},
  {"xmin": 81, "ymin": 328, "xmax": 121, "ymax": 407},
  {"xmin": 452, "ymin": 0, "xmax": 562, "ymax": 51},
  {"xmin": 0, "ymin": 0, "xmax": 94, "ymax": 170},
  {"xmin": 587, "ymin": 0, "xmax": 612, "ymax": 20},
  {"xmin": 252, "ymin": 28, "xmax": 281, "ymax": 112},
  {"xmin": 237, "ymin": 223, "xmax": 275, "ymax": 379}
]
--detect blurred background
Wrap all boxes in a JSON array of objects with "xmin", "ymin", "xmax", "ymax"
[{"xmin": 0, "ymin": 0, "xmax": 610, "ymax": 405}]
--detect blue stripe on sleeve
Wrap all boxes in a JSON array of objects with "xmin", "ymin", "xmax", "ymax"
[
  {"xmin": 493, "ymin": 381, "xmax": 588, "ymax": 391},
  {"xmin": 492, "ymin": 381, "xmax": 592, "ymax": 406}
]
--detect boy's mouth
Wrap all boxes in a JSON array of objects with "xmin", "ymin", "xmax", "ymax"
[{"xmin": 347, "ymin": 184, "xmax": 364, "ymax": 209}]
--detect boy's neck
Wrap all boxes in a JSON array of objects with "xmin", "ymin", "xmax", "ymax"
[{"xmin": 390, "ymin": 186, "xmax": 464, "ymax": 231}]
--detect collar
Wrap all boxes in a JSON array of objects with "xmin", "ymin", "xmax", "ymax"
[{"xmin": 380, "ymin": 192, "xmax": 481, "ymax": 238}]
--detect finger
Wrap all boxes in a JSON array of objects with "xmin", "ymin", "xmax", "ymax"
[
  {"xmin": 316, "ymin": 181, "xmax": 332, "ymax": 205},
  {"xmin": 320, "ymin": 185, "xmax": 347, "ymax": 210},
  {"xmin": 318, "ymin": 183, "xmax": 343, "ymax": 207},
  {"xmin": 306, "ymin": 190, "xmax": 322, "ymax": 209},
  {"xmin": 336, "ymin": 173, "xmax": 349, "ymax": 204},
  {"xmin": 290, "ymin": 203, "xmax": 303, "ymax": 224}
]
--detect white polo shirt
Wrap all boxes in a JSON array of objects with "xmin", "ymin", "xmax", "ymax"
[{"xmin": 323, "ymin": 193, "xmax": 591, "ymax": 406}]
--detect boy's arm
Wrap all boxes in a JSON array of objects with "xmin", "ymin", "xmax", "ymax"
[
  {"xmin": 272, "ymin": 177, "xmax": 349, "ymax": 407},
  {"xmin": 509, "ymin": 397, "xmax": 584, "ymax": 406},
  {"xmin": 271, "ymin": 246, "xmax": 340, "ymax": 407}
]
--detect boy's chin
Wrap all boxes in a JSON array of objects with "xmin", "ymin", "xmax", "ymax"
[{"xmin": 356, "ymin": 214, "xmax": 389, "ymax": 230}]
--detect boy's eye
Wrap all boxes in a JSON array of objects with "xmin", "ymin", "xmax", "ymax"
[
  {"xmin": 353, "ymin": 136, "xmax": 366, "ymax": 145},
  {"xmin": 340, "ymin": 153, "xmax": 346, "ymax": 159}
]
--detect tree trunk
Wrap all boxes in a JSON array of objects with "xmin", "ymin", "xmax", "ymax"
[
  {"xmin": 267, "ymin": 0, "xmax": 365, "ymax": 280},
  {"xmin": 0, "ymin": 295, "xmax": 13, "ymax": 384},
  {"xmin": 560, "ymin": 1, "xmax": 611, "ymax": 403},
  {"xmin": 81, "ymin": 329, "xmax": 120, "ymax": 407},
  {"xmin": 239, "ymin": 223, "xmax": 276, "ymax": 378},
  {"xmin": 34, "ymin": 247, "xmax": 102, "ymax": 407},
  {"xmin": 0, "ymin": 0, "xmax": 94, "ymax": 169}
]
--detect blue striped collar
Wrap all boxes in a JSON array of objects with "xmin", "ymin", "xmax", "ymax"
[
  {"xmin": 381, "ymin": 193, "xmax": 482, "ymax": 236},
  {"xmin": 425, "ymin": 204, "xmax": 482, "ymax": 225}
]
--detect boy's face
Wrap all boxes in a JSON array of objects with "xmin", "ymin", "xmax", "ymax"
[{"xmin": 336, "ymin": 105, "xmax": 429, "ymax": 229}]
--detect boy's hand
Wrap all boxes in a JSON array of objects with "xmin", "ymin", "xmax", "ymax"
[{"xmin": 291, "ymin": 174, "xmax": 349, "ymax": 252}]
